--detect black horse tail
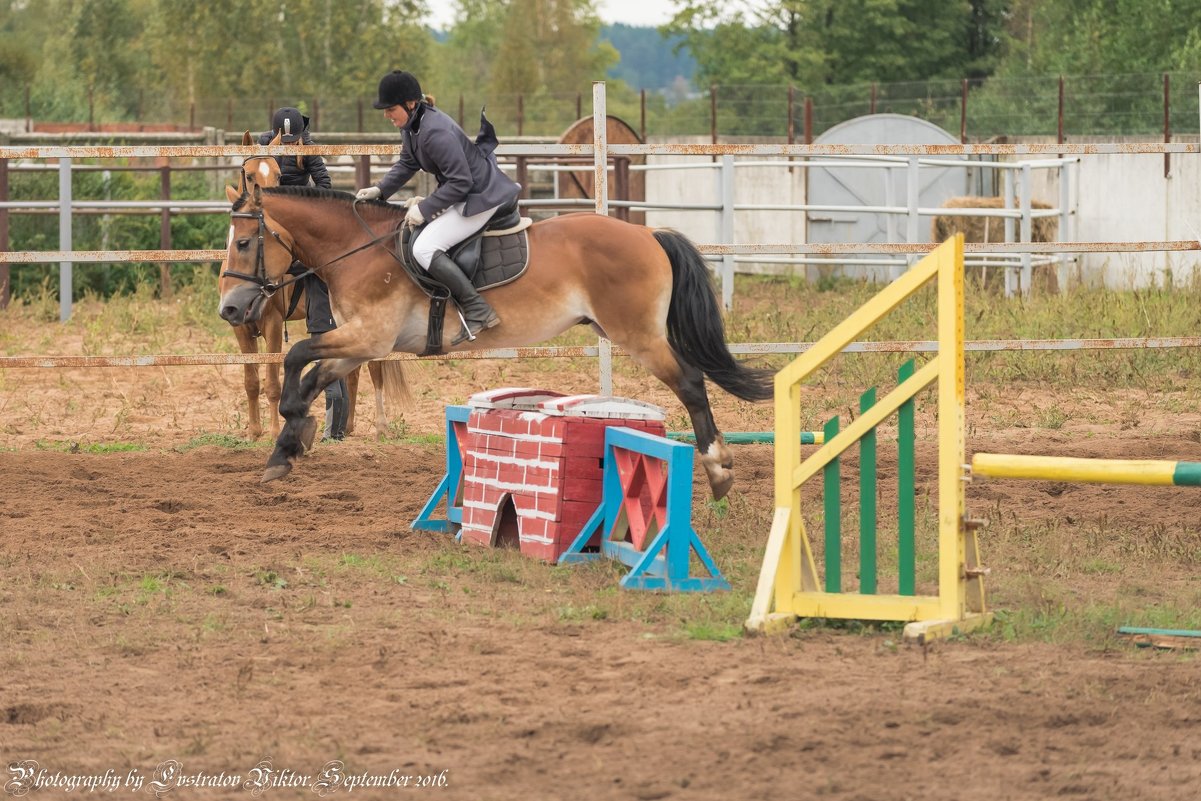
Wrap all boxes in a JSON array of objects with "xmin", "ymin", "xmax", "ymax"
[{"xmin": 654, "ymin": 229, "xmax": 774, "ymax": 402}]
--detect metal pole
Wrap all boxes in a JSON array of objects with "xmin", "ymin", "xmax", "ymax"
[
  {"xmin": 787, "ymin": 85, "xmax": 795, "ymax": 144},
  {"xmin": 804, "ymin": 96, "xmax": 813, "ymax": 144},
  {"xmin": 960, "ymin": 79, "xmax": 968, "ymax": 143},
  {"xmin": 58, "ymin": 157, "xmax": 72, "ymax": 322},
  {"xmin": 1058, "ymin": 159, "xmax": 1072, "ymax": 292},
  {"xmin": 710, "ymin": 85, "xmax": 717, "ymax": 145},
  {"xmin": 906, "ymin": 157, "xmax": 919, "ymax": 267},
  {"xmin": 1163, "ymin": 73, "xmax": 1171, "ymax": 178},
  {"xmin": 720, "ymin": 155, "xmax": 735, "ymax": 310},
  {"xmin": 592, "ymin": 82, "xmax": 612, "ymax": 396},
  {"xmin": 1057, "ymin": 76, "xmax": 1064, "ymax": 145},
  {"xmin": 1019, "ymin": 162, "xmax": 1032, "ymax": 294},
  {"xmin": 160, "ymin": 165, "xmax": 172, "ymax": 297},
  {"xmin": 640, "ymin": 89, "xmax": 646, "ymax": 141},
  {"xmin": 0, "ymin": 153, "xmax": 8, "ymax": 309},
  {"xmin": 1003, "ymin": 169, "xmax": 1015, "ymax": 297}
]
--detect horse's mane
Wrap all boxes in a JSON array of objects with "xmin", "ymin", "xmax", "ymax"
[{"xmin": 262, "ymin": 186, "xmax": 405, "ymax": 220}]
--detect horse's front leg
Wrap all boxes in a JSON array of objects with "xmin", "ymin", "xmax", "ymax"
[
  {"xmin": 231, "ymin": 323, "xmax": 262, "ymax": 439},
  {"xmin": 263, "ymin": 337, "xmax": 368, "ymax": 482}
]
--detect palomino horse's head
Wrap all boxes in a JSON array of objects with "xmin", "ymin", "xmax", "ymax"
[
  {"xmin": 238, "ymin": 130, "xmax": 290, "ymax": 192},
  {"xmin": 217, "ymin": 182, "xmax": 299, "ymax": 326}
]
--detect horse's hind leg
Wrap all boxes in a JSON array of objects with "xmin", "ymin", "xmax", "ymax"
[
  {"xmin": 345, "ymin": 366, "xmax": 361, "ymax": 436},
  {"xmin": 624, "ymin": 337, "xmax": 735, "ymax": 500}
]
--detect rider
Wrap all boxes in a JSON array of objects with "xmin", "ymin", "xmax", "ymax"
[
  {"xmin": 260, "ymin": 107, "xmax": 348, "ymax": 441},
  {"xmin": 355, "ymin": 70, "xmax": 520, "ymax": 344}
]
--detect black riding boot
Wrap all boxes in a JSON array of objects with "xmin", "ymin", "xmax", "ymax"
[
  {"xmin": 323, "ymin": 378, "xmax": 347, "ymax": 441},
  {"xmin": 426, "ymin": 251, "xmax": 500, "ymax": 345}
]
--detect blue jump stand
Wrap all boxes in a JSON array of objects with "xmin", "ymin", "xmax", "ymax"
[
  {"xmin": 411, "ymin": 405, "xmax": 470, "ymax": 535},
  {"xmin": 559, "ymin": 427, "xmax": 729, "ymax": 592}
]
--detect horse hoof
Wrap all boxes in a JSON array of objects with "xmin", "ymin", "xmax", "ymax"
[
  {"xmin": 261, "ymin": 463, "xmax": 292, "ymax": 483},
  {"xmin": 299, "ymin": 416, "xmax": 318, "ymax": 452},
  {"xmin": 708, "ymin": 471, "xmax": 735, "ymax": 501}
]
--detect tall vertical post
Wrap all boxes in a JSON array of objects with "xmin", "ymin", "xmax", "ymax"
[
  {"xmin": 960, "ymin": 78, "xmax": 968, "ymax": 143},
  {"xmin": 1163, "ymin": 73, "xmax": 1171, "ymax": 178},
  {"xmin": 58, "ymin": 158, "xmax": 72, "ymax": 322},
  {"xmin": 159, "ymin": 165, "xmax": 172, "ymax": 298},
  {"xmin": 640, "ymin": 89, "xmax": 646, "ymax": 141},
  {"xmin": 592, "ymin": 82, "xmax": 612, "ymax": 396},
  {"xmin": 1003, "ymin": 168, "xmax": 1015, "ymax": 296},
  {"xmin": 906, "ymin": 157, "xmax": 919, "ymax": 265},
  {"xmin": 312, "ymin": 98, "xmax": 320, "ymax": 131},
  {"xmin": 710, "ymin": 85, "xmax": 718, "ymax": 145},
  {"xmin": 0, "ymin": 152, "xmax": 8, "ymax": 309},
  {"xmin": 1057, "ymin": 76, "xmax": 1065, "ymax": 144},
  {"xmin": 787, "ymin": 85, "xmax": 795, "ymax": 144},
  {"xmin": 1058, "ymin": 159, "xmax": 1072, "ymax": 293},
  {"xmin": 517, "ymin": 94, "xmax": 524, "ymax": 136},
  {"xmin": 803, "ymin": 96, "xmax": 813, "ymax": 144},
  {"xmin": 720, "ymin": 155, "xmax": 735, "ymax": 310},
  {"xmin": 1019, "ymin": 162, "xmax": 1032, "ymax": 295},
  {"xmin": 355, "ymin": 156, "xmax": 370, "ymax": 190}
]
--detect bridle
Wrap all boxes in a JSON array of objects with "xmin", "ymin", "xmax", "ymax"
[{"xmin": 221, "ymin": 207, "xmax": 297, "ymax": 297}]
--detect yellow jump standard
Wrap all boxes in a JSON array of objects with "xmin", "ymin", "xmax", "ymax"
[{"xmin": 746, "ymin": 235, "xmax": 993, "ymax": 644}]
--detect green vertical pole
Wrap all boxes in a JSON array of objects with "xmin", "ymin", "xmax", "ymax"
[
  {"xmin": 860, "ymin": 387, "xmax": 877, "ymax": 595},
  {"xmin": 897, "ymin": 360, "xmax": 916, "ymax": 596},
  {"xmin": 823, "ymin": 416, "xmax": 840, "ymax": 593}
]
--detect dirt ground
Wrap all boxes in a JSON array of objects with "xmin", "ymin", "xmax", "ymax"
[{"xmin": 3, "ymin": 352, "xmax": 1201, "ymax": 800}]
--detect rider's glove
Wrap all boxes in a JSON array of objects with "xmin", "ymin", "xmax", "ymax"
[
  {"xmin": 405, "ymin": 203, "xmax": 425, "ymax": 227},
  {"xmin": 355, "ymin": 186, "xmax": 381, "ymax": 201},
  {"xmin": 402, "ymin": 195, "xmax": 424, "ymax": 210}
]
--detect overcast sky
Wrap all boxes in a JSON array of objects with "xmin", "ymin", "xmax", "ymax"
[{"xmin": 425, "ymin": 0, "xmax": 678, "ymax": 31}]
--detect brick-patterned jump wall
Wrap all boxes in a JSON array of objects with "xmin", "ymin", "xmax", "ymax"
[{"xmin": 459, "ymin": 388, "xmax": 666, "ymax": 562}]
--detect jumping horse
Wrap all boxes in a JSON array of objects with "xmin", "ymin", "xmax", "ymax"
[
  {"xmin": 218, "ymin": 184, "xmax": 773, "ymax": 499},
  {"xmin": 225, "ymin": 132, "xmax": 389, "ymax": 439}
]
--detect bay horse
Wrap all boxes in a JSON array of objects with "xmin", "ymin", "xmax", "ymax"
[
  {"xmin": 225, "ymin": 132, "xmax": 389, "ymax": 439},
  {"xmin": 218, "ymin": 184, "xmax": 773, "ymax": 499}
]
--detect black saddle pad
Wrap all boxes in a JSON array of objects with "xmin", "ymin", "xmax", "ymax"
[{"xmin": 471, "ymin": 230, "xmax": 529, "ymax": 291}]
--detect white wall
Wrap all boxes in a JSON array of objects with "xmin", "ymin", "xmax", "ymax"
[{"xmin": 642, "ymin": 136, "xmax": 1201, "ymax": 288}]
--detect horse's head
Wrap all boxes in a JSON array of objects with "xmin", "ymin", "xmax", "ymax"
[
  {"xmin": 240, "ymin": 131, "xmax": 283, "ymax": 192},
  {"xmin": 217, "ymin": 182, "xmax": 298, "ymax": 326}
]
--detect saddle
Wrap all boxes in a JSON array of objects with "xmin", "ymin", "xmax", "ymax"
[{"xmin": 398, "ymin": 198, "xmax": 532, "ymax": 355}]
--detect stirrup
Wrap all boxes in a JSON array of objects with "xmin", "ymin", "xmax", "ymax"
[{"xmin": 450, "ymin": 309, "xmax": 478, "ymax": 346}]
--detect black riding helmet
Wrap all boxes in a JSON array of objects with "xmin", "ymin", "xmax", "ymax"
[
  {"xmin": 373, "ymin": 70, "xmax": 422, "ymax": 109},
  {"xmin": 270, "ymin": 107, "xmax": 308, "ymax": 143}
]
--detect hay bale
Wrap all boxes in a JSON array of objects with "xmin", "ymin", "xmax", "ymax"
[{"xmin": 932, "ymin": 196, "xmax": 1059, "ymax": 292}]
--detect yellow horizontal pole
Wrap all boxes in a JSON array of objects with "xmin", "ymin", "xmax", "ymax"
[{"xmin": 972, "ymin": 453, "xmax": 1201, "ymax": 487}]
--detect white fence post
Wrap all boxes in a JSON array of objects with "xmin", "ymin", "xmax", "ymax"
[{"xmin": 58, "ymin": 157, "xmax": 72, "ymax": 322}]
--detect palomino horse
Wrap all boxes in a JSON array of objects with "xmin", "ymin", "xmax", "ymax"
[
  {"xmin": 218, "ymin": 184, "xmax": 773, "ymax": 499},
  {"xmin": 226, "ymin": 132, "xmax": 388, "ymax": 439}
]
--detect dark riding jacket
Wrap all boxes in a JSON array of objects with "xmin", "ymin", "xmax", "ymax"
[
  {"xmin": 376, "ymin": 103, "xmax": 519, "ymax": 222},
  {"xmin": 256, "ymin": 129, "xmax": 332, "ymax": 189}
]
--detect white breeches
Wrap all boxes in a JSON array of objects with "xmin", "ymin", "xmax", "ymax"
[{"xmin": 412, "ymin": 201, "xmax": 500, "ymax": 269}]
